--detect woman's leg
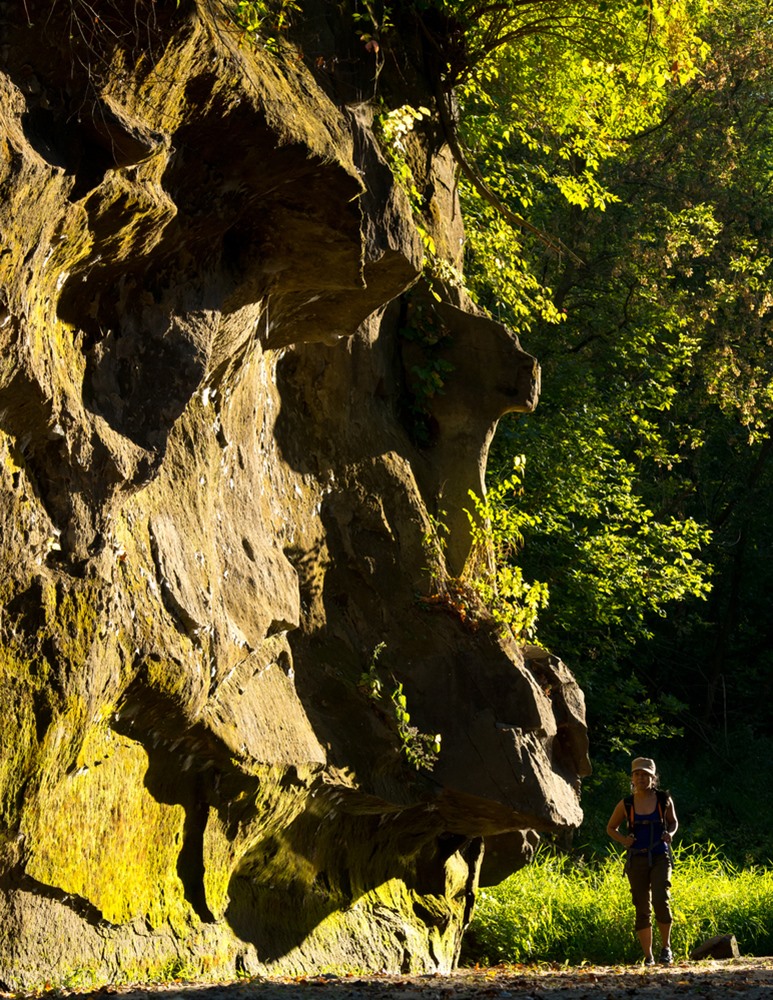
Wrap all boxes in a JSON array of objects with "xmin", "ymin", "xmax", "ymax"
[
  {"xmin": 627, "ymin": 855, "xmax": 654, "ymax": 960},
  {"xmin": 651, "ymin": 854, "xmax": 674, "ymax": 961},
  {"xmin": 636, "ymin": 926, "xmax": 653, "ymax": 959}
]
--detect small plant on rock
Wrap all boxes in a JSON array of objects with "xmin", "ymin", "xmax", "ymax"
[
  {"xmin": 359, "ymin": 643, "xmax": 442, "ymax": 772},
  {"xmin": 391, "ymin": 681, "xmax": 442, "ymax": 772}
]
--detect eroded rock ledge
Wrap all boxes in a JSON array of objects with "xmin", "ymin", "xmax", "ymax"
[{"xmin": 0, "ymin": 0, "xmax": 590, "ymax": 987}]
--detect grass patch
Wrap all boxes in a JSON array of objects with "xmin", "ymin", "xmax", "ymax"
[{"xmin": 464, "ymin": 844, "xmax": 773, "ymax": 966}]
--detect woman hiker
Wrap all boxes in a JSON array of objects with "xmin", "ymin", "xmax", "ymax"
[{"xmin": 607, "ymin": 756, "xmax": 678, "ymax": 966}]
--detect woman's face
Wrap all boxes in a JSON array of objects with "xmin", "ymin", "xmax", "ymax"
[{"xmin": 632, "ymin": 768, "xmax": 655, "ymax": 789}]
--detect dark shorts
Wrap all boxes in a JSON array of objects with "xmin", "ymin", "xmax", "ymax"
[{"xmin": 626, "ymin": 851, "xmax": 672, "ymax": 930}]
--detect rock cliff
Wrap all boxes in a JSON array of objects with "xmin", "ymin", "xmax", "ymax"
[{"xmin": 0, "ymin": 0, "xmax": 590, "ymax": 986}]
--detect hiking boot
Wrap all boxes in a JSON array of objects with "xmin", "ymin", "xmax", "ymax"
[
  {"xmin": 659, "ymin": 947, "xmax": 673, "ymax": 966},
  {"xmin": 644, "ymin": 956, "xmax": 655, "ymax": 967}
]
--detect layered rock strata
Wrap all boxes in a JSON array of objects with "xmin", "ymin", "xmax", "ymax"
[{"xmin": 0, "ymin": 0, "xmax": 590, "ymax": 986}]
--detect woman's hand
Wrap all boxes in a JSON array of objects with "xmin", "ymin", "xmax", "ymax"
[
  {"xmin": 662, "ymin": 831, "xmax": 672, "ymax": 844},
  {"xmin": 624, "ymin": 834, "xmax": 635, "ymax": 848}
]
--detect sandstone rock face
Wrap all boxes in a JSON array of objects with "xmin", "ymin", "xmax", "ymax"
[{"xmin": 0, "ymin": 0, "xmax": 590, "ymax": 986}]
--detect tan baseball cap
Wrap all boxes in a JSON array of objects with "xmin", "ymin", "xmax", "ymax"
[{"xmin": 631, "ymin": 757, "xmax": 657, "ymax": 775}]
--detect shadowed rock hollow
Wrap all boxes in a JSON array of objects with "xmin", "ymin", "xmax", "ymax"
[{"xmin": 0, "ymin": 0, "xmax": 590, "ymax": 987}]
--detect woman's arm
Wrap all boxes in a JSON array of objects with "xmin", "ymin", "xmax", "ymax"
[
  {"xmin": 662, "ymin": 798, "xmax": 678, "ymax": 844},
  {"xmin": 606, "ymin": 800, "xmax": 635, "ymax": 847}
]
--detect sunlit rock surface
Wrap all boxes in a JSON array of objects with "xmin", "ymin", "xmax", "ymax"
[{"xmin": 0, "ymin": 0, "xmax": 590, "ymax": 986}]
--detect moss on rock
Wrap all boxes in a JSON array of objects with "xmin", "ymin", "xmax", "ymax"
[{"xmin": 24, "ymin": 736, "xmax": 190, "ymax": 928}]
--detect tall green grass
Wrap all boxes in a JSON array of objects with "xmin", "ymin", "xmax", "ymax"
[{"xmin": 464, "ymin": 845, "xmax": 773, "ymax": 966}]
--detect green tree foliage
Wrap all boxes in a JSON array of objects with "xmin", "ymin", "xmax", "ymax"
[
  {"xmin": 451, "ymin": 0, "xmax": 709, "ymax": 255},
  {"xmin": 457, "ymin": 0, "xmax": 773, "ymax": 854},
  {"xmin": 450, "ymin": 0, "xmax": 712, "ymax": 731},
  {"xmin": 464, "ymin": 456, "xmax": 550, "ymax": 640}
]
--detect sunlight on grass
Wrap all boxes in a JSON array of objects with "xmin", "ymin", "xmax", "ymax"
[{"xmin": 465, "ymin": 845, "xmax": 773, "ymax": 966}]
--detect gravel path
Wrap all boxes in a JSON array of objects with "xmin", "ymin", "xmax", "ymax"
[{"xmin": 18, "ymin": 958, "xmax": 773, "ymax": 1000}]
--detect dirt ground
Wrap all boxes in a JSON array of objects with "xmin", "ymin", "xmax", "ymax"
[{"xmin": 11, "ymin": 958, "xmax": 773, "ymax": 1000}]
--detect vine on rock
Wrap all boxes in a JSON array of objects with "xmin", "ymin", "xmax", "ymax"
[{"xmin": 359, "ymin": 643, "xmax": 442, "ymax": 772}]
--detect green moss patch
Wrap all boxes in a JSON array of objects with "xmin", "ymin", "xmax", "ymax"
[{"xmin": 24, "ymin": 735, "xmax": 190, "ymax": 927}]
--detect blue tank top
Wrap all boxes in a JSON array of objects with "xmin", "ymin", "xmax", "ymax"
[{"xmin": 632, "ymin": 807, "xmax": 667, "ymax": 855}]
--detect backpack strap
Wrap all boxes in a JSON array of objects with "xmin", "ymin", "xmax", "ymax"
[
  {"xmin": 624, "ymin": 794, "xmax": 635, "ymax": 831},
  {"xmin": 627, "ymin": 789, "xmax": 669, "ymax": 826}
]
